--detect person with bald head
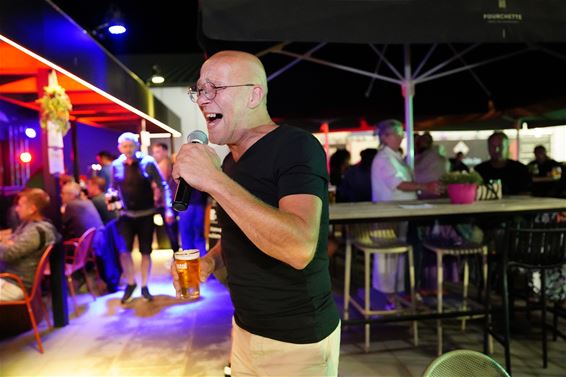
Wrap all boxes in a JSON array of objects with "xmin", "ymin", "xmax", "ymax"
[
  {"xmin": 173, "ymin": 50, "xmax": 340, "ymax": 376},
  {"xmin": 61, "ymin": 181, "xmax": 103, "ymax": 241},
  {"xmin": 474, "ymin": 132, "xmax": 530, "ymax": 195},
  {"xmin": 414, "ymin": 132, "xmax": 449, "ymax": 199}
]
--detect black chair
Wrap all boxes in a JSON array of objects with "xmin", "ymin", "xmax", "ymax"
[{"xmin": 484, "ymin": 225, "xmax": 566, "ymax": 374}]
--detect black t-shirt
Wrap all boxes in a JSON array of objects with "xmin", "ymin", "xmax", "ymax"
[
  {"xmin": 120, "ymin": 160, "xmax": 154, "ymax": 210},
  {"xmin": 218, "ymin": 125, "xmax": 339, "ymax": 344},
  {"xmin": 528, "ymin": 159, "xmax": 562, "ymax": 197},
  {"xmin": 474, "ymin": 159, "xmax": 531, "ymax": 195}
]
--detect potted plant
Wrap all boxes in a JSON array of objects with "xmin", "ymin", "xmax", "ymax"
[{"xmin": 441, "ymin": 171, "xmax": 483, "ymax": 204}]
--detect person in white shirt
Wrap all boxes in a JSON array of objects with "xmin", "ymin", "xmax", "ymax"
[{"xmin": 370, "ymin": 119, "xmax": 439, "ymax": 303}]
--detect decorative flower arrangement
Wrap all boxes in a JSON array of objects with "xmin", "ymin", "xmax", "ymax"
[
  {"xmin": 36, "ymin": 83, "xmax": 72, "ymax": 136},
  {"xmin": 441, "ymin": 171, "xmax": 483, "ymax": 185}
]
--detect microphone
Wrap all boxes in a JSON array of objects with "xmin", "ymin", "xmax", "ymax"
[{"xmin": 172, "ymin": 130, "xmax": 209, "ymax": 212}]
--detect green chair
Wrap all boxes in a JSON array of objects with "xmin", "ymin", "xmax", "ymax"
[{"xmin": 422, "ymin": 349, "xmax": 509, "ymax": 377}]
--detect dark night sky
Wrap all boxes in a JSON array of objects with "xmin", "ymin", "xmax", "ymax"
[{"xmin": 49, "ymin": 0, "xmax": 566, "ymax": 128}]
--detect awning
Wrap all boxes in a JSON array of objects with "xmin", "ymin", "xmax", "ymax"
[{"xmin": 0, "ymin": 0, "xmax": 181, "ymax": 135}]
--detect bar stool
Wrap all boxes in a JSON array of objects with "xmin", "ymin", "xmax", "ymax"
[
  {"xmin": 344, "ymin": 223, "xmax": 418, "ymax": 352},
  {"xmin": 423, "ymin": 240, "xmax": 488, "ymax": 356}
]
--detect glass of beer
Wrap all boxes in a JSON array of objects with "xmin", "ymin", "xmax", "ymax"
[{"xmin": 174, "ymin": 249, "xmax": 200, "ymax": 299}]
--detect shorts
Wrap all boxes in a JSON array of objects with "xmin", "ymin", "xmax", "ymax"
[
  {"xmin": 231, "ymin": 318, "xmax": 341, "ymax": 376},
  {"xmin": 115, "ymin": 214, "xmax": 155, "ymax": 255}
]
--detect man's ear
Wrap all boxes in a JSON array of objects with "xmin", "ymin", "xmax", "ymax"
[{"xmin": 248, "ymin": 86, "xmax": 264, "ymax": 109}]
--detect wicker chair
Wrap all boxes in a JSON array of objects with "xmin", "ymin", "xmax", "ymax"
[{"xmin": 422, "ymin": 349, "xmax": 509, "ymax": 377}]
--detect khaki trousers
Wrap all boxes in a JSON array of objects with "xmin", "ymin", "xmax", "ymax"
[
  {"xmin": 0, "ymin": 278, "xmax": 24, "ymax": 301},
  {"xmin": 231, "ymin": 318, "xmax": 341, "ymax": 377}
]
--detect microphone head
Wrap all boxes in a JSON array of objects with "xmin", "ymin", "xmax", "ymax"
[{"xmin": 187, "ymin": 130, "xmax": 209, "ymax": 145}]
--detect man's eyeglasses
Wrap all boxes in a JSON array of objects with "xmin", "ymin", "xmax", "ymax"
[{"xmin": 188, "ymin": 81, "xmax": 255, "ymax": 102}]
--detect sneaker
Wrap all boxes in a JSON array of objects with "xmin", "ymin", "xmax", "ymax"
[
  {"xmin": 141, "ymin": 286, "xmax": 154, "ymax": 302},
  {"xmin": 223, "ymin": 363, "xmax": 231, "ymax": 377},
  {"xmin": 121, "ymin": 283, "xmax": 137, "ymax": 304}
]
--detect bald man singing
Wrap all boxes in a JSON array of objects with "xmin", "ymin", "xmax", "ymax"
[{"xmin": 172, "ymin": 51, "xmax": 340, "ymax": 376}]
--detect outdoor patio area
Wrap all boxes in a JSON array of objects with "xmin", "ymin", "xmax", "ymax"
[{"xmin": 1, "ymin": 249, "xmax": 565, "ymax": 377}]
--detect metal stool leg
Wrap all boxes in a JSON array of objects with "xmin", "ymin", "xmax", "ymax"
[
  {"xmin": 437, "ymin": 251, "xmax": 444, "ymax": 356},
  {"xmin": 541, "ymin": 269, "xmax": 548, "ymax": 368},
  {"xmin": 364, "ymin": 250, "xmax": 371, "ymax": 352},
  {"xmin": 462, "ymin": 258, "xmax": 469, "ymax": 331},
  {"xmin": 502, "ymin": 262, "xmax": 512, "ymax": 374},
  {"xmin": 408, "ymin": 246, "xmax": 418, "ymax": 346},
  {"xmin": 482, "ymin": 247, "xmax": 493, "ymax": 354},
  {"xmin": 553, "ymin": 301, "xmax": 559, "ymax": 341},
  {"xmin": 344, "ymin": 234, "xmax": 352, "ymax": 321}
]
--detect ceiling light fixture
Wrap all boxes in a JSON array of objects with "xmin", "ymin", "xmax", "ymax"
[
  {"xmin": 150, "ymin": 65, "xmax": 165, "ymax": 85},
  {"xmin": 92, "ymin": 5, "xmax": 127, "ymax": 37}
]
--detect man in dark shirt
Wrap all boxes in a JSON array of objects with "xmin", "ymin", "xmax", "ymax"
[
  {"xmin": 61, "ymin": 182, "xmax": 103, "ymax": 240},
  {"xmin": 474, "ymin": 132, "xmax": 531, "ymax": 195},
  {"xmin": 95, "ymin": 151, "xmax": 114, "ymax": 192},
  {"xmin": 86, "ymin": 176, "xmax": 118, "ymax": 224},
  {"xmin": 527, "ymin": 145, "xmax": 562, "ymax": 197},
  {"xmin": 172, "ymin": 51, "xmax": 340, "ymax": 376},
  {"xmin": 449, "ymin": 151, "xmax": 470, "ymax": 172},
  {"xmin": 337, "ymin": 148, "xmax": 377, "ymax": 202}
]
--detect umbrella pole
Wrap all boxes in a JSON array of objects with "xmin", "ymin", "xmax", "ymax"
[{"xmin": 403, "ymin": 44, "xmax": 415, "ymax": 169}]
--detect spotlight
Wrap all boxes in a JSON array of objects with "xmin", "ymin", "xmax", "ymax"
[
  {"xmin": 25, "ymin": 128, "xmax": 37, "ymax": 139},
  {"xmin": 150, "ymin": 65, "xmax": 165, "ymax": 85},
  {"xmin": 92, "ymin": 5, "xmax": 127, "ymax": 37},
  {"xmin": 153, "ymin": 213, "xmax": 164, "ymax": 226},
  {"xmin": 108, "ymin": 24, "xmax": 126, "ymax": 35},
  {"xmin": 20, "ymin": 152, "xmax": 32, "ymax": 163}
]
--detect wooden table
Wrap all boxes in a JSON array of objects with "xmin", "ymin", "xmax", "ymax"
[
  {"xmin": 330, "ymin": 196, "xmax": 566, "ymax": 223},
  {"xmin": 331, "ymin": 196, "xmax": 566, "ymax": 333}
]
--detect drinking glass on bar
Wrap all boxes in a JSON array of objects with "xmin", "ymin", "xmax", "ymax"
[{"xmin": 174, "ymin": 249, "xmax": 200, "ymax": 299}]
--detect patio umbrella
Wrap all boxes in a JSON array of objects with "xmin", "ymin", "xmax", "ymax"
[{"xmin": 198, "ymin": 0, "xmax": 566, "ymax": 167}]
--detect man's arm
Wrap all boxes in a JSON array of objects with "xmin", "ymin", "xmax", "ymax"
[
  {"xmin": 208, "ymin": 176, "xmax": 321, "ymax": 270},
  {"xmin": 0, "ymin": 226, "xmax": 41, "ymax": 263},
  {"xmin": 146, "ymin": 158, "xmax": 174, "ymax": 215},
  {"xmin": 174, "ymin": 143, "xmax": 322, "ymax": 270}
]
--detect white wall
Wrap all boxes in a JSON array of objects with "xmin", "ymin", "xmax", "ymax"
[{"xmin": 150, "ymin": 87, "xmax": 229, "ymax": 160}]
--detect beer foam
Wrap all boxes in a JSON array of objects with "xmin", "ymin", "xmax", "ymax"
[{"xmin": 175, "ymin": 249, "xmax": 200, "ymax": 261}]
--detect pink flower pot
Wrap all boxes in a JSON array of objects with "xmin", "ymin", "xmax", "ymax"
[{"xmin": 447, "ymin": 183, "xmax": 477, "ymax": 204}]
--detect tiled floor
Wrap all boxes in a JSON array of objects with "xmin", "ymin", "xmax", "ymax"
[{"xmin": 1, "ymin": 250, "xmax": 564, "ymax": 376}]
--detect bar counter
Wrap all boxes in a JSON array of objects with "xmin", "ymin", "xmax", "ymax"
[{"xmin": 330, "ymin": 196, "xmax": 566, "ymax": 223}]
